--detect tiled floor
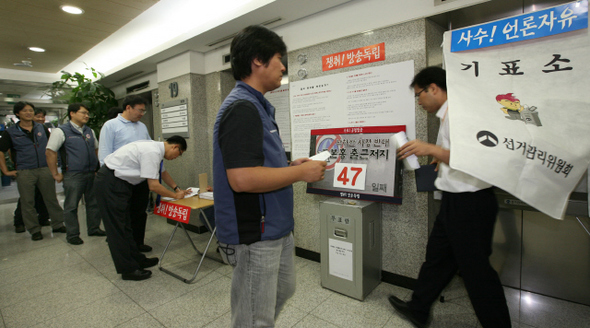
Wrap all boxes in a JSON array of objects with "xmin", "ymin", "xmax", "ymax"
[{"xmin": 1, "ymin": 188, "xmax": 589, "ymax": 327}]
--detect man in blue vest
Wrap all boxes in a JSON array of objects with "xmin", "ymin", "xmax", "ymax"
[
  {"xmin": 0, "ymin": 102, "xmax": 65, "ymax": 241},
  {"xmin": 12, "ymin": 107, "xmax": 50, "ymax": 233},
  {"xmin": 98, "ymin": 95, "xmax": 153, "ymax": 252},
  {"xmin": 46, "ymin": 103, "xmax": 105, "ymax": 245},
  {"xmin": 213, "ymin": 25, "xmax": 326, "ymax": 327}
]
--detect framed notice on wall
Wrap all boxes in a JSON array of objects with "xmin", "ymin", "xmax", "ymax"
[
  {"xmin": 289, "ymin": 60, "xmax": 415, "ymax": 161},
  {"xmin": 307, "ymin": 125, "xmax": 404, "ymax": 204},
  {"xmin": 161, "ymin": 98, "xmax": 189, "ymax": 138}
]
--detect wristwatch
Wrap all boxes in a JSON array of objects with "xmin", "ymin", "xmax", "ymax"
[{"xmin": 173, "ymin": 186, "xmax": 180, "ymax": 191}]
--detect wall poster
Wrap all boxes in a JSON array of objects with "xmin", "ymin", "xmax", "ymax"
[
  {"xmin": 289, "ymin": 60, "xmax": 415, "ymax": 161},
  {"xmin": 264, "ymin": 83, "xmax": 291, "ymax": 152},
  {"xmin": 308, "ymin": 126, "xmax": 404, "ymax": 204}
]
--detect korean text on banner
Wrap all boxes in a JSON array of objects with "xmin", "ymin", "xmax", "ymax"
[
  {"xmin": 154, "ymin": 201, "xmax": 192, "ymax": 224},
  {"xmin": 322, "ymin": 43, "xmax": 385, "ymax": 71},
  {"xmin": 443, "ymin": 1, "xmax": 590, "ymax": 219},
  {"xmin": 451, "ymin": 1, "xmax": 588, "ymax": 52}
]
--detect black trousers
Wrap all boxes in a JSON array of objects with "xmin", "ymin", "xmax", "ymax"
[
  {"xmin": 130, "ymin": 180, "xmax": 149, "ymax": 247},
  {"xmin": 95, "ymin": 166, "xmax": 146, "ymax": 274},
  {"xmin": 409, "ymin": 188, "xmax": 511, "ymax": 328},
  {"xmin": 14, "ymin": 187, "xmax": 49, "ymax": 226}
]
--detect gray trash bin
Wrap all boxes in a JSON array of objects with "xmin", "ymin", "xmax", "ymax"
[{"xmin": 320, "ymin": 199, "xmax": 382, "ymax": 300}]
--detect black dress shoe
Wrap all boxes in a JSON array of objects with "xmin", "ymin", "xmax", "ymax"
[
  {"xmin": 52, "ymin": 226, "xmax": 67, "ymax": 233},
  {"xmin": 388, "ymin": 295, "xmax": 429, "ymax": 328},
  {"xmin": 68, "ymin": 237, "xmax": 84, "ymax": 245},
  {"xmin": 15, "ymin": 225, "xmax": 26, "ymax": 233},
  {"xmin": 88, "ymin": 229, "xmax": 107, "ymax": 237},
  {"xmin": 140, "ymin": 257, "xmax": 159, "ymax": 269},
  {"xmin": 31, "ymin": 232, "xmax": 43, "ymax": 241},
  {"xmin": 138, "ymin": 244, "xmax": 152, "ymax": 252},
  {"xmin": 122, "ymin": 269, "xmax": 152, "ymax": 281}
]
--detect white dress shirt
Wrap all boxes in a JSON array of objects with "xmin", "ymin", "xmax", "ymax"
[{"xmin": 104, "ymin": 140, "xmax": 165, "ymax": 185}]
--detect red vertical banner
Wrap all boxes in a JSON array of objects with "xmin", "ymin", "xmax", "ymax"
[
  {"xmin": 322, "ymin": 43, "xmax": 385, "ymax": 71},
  {"xmin": 154, "ymin": 201, "xmax": 192, "ymax": 223}
]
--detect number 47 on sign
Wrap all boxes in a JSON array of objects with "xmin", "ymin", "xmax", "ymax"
[{"xmin": 333, "ymin": 163, "xmax": 367, "ymax": 191}]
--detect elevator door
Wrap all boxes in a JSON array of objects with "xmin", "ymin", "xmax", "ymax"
[{"xmin": 521, "ymin": 212, "xmax": 590, "ymax": 305}]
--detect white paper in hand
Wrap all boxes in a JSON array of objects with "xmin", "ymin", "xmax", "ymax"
[{"xmin": 310, "ymin": 151, "xmax": 331, "ymax": 161}]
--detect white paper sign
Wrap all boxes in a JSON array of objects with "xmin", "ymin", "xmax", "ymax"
[
  {"xmin": 333, "ymin": 163, "xmax": 367, "ymax": 191},
  {"xmin": 264, "ymin": 84, "xmax": 291, "ymax": 152},
  {"xmin": 290, "ymin": 61, "xmax": 415, "ymax": 160},
  {"xmin": 443, "ymin": 18, "xmax": 590, "ymax": 219},
  {"xmin": 328, "ymin": 238, "xmax": 353, "ymax": 281}
]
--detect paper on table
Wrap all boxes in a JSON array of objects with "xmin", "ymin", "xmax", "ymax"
[
  {"xmin": 310, "ymin": 151, "xmax": 331, "ymax": 161},
  {"xmin": 162, "ymin": 187, "xmax": 199, "ymax": 201},
  {"xmin": 199, "ymin": 191, "xmax": 214, "ymax": 200}
]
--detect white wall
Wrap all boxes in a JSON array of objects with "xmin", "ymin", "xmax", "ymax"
[{"xmin": 201, "ymin": 0, "xmax": 489, "ymax": 74}]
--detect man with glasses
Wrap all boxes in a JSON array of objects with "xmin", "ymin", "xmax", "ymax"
[
  {"xmin": 99, "ymin": 95, "xmax": 153, "ymax": 252},
  {"xmin": 95, "ymin": 136, "xmax": 190, "ymax": 281},
  {"xmin": 388, "ymin": 67, "xmax": 511, "ymax": 327},
  {"xmin": 46, "ymin": 103, "xmax": 105, "ymax": 245}
]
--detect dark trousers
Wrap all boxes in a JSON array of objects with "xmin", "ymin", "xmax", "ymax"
[
  {"xmin": 14, "ymin": 187, "xmax": 49, "ymax": 226},
  {"xmin": 130, "ymin": 181, "xmax": 149, "ymax": 247},
  {"xmin": 409, "ymin": 188, "xmax": 511, "ymax": 328},
  {"xmin": 95, "ymin": 166, "xmax": 146, "ymax": 274}
]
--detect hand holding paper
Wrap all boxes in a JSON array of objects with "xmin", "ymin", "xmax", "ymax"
[
  {"xmin": 309, "ymin": 150, "xmax": 331, "ymax": 161},
  {"xmin": 393, "ymin": 132, "xmax": 421, "ymax": 170}
]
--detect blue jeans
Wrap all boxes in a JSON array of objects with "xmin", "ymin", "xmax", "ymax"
[
  {"xmin": 63, "ymin": 171, "xmax": 102, "ymax": 240},
  {"xmin": 220, "ymin": 232, "xmax": 296, "ymax": 328}
]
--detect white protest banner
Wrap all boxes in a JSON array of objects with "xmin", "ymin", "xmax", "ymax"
[{"xmin": 443, "ymin": 1, "xmax": 590, "ymax": 219}]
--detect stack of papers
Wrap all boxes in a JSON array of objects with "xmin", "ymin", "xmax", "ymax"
[
  {"xmin": 199, "ymin": 192, "xmax": 214, "ymax": 200},
  {"xmin": 162, "ymin": 187, "xmax": 199, "ymax": 201}
]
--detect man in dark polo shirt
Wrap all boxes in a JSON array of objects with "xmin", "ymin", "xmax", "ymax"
[
  {"xmin": 0, "ymin": 102, "xmax": 65, "ymax": 241},
  {"xmin": 213, "ymin": 25, "xmax": 326, "ymax": 327}
]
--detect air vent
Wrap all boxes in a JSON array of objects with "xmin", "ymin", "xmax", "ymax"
[
  {"xmin": 116, "ymin": 71, "xmax": 145, "ymax": 83},
  {"xmin": 14, "ymin": 60, "xmax": 33, "ymax": 67},
  {"xmin": 207, "ymin": 17, "xmax": 282, "ymax": 48},
  {"xmin": 222, "ymin": 54, "xmax": 231, "ymax": 65},
  {"xmin": 126, "ymin": 81, "xmax": 150, "ymax": 94}
]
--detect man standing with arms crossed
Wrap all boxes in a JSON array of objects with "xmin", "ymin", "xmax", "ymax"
[
  {"xmin": 213, "ymin": 25, "xmax": 326, "ymax": 327},
  {"xmin": 389, "ymin": 67, "xmax": 511, "ymax": 327},
  {"xmin": 99, "ymin": 95, "xmax": 153, "ymax": 252},
  {"xmin": 46, "ymin": 103, "xmax": 105, "ymax": 245}
]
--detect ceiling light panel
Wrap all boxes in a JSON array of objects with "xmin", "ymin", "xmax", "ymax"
[{"xmin": 61, "ymin": 5, "xmax": 84, "ymax": 14}]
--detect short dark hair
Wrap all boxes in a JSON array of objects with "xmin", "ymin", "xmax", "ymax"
[
  {"xmin": 107, "ymin": 107, "xmax": 124, "ymax": 120},
  {"xmin": 230, "ymin": 25, "xmax": 287, "ymax": 81},
  {"xmin": 166, "ymin": 135, "xmax": 187, "ymax": 152},
  {"xmin": 67, "ymin": 103, "xmax": 87, "ymax": 119},
  {"xmin": 122, "ymin": 95, "xmax": 147, "ymax": 111},
  {"xmin": 34, "ymin": 108, "xmax": 46, "ymax": 116},
  {"xmin": 410, "ymin": 66, "xmax": 447, "ymax": 92},
  {"xmin": 13, "ymin": 101, "xmax": 35, "ymax": 116}
]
